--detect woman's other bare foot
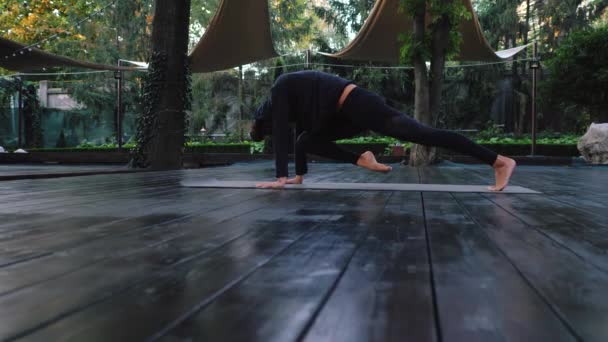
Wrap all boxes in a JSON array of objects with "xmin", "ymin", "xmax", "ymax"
[
  {"xmin": 357, "ymin": 151, "xmax": 392, "ymax": 173},
  {"xmin": 489, "ymin": 155, "xmax": 516, "ymax": 191}
]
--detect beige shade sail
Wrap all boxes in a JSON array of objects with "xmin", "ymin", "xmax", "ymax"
[
  {"xmin": 189, "ymin": 0, "xmax": 278, "ymax": 73},
  {"xmin": 0, "ymin": 37, "xmax": 140, "ymax": 72},
  {"xmin": 326, "ymin": 0, "xmax": 527, "ymax": 63}
]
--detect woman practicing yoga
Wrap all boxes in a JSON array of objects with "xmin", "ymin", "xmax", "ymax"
[{"xmin": 250, "ymin": 70, "xmax": 516, "ymax": 190}]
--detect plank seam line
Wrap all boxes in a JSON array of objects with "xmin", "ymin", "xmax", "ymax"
[
  {"xmin": 467, "ymin": 167, "xmax": 604, "ymax": 218},
  {"xmin": 0, "ymin": 252, "xmax": 53, "ymax": 269},
  {"xmin": 536, "ymin": 194, "xmax": 608, "ymax": 221},
  {"xmin": 3, "ymin": 195, "xmax": 282, "ymax": 340},
  {"xmin": 295, "ymin": 191, "xmax": 395, "ymax": 342},
  {"xmin": 3, "ymin": 209, "xmax": 282, "ymax": 342},
  {"xmin": 0, "ymin": 170, "xmax": 140, "ymax": 182},
  {"xmin": 0, "ymin": 187, "xmax": 181, "ymax": 237},
  {"xmin": 456, "ymin": 168, "xmax": 608, "ymax": 274},
  {"xmin": 0, "ymin": 190, "xmax": 274, "ymax": 272},
  {"xmin": 146, "ymin": 221, "xmax": 331, "ymax": 342},
  {"xmin": 480, "ymin": 193, "xmax": 608, "ymax": 275},
  {"xmin": 0, "ymin": 180, "xmax": 178, "ymax": 213},
  {"xmin": 148, "ymin": 187, "xmax": 378, "ymax": 341},
  {"xmin": 450, "ymin": 193, "xmax": 584, "ymax": 342},
  {"xmin": 419, "ymin": 178, "xmax": 444, "ymax": 341},
  {"xmin": 0, "ymin": 203, "xmax": 271, "ymax": 298}
]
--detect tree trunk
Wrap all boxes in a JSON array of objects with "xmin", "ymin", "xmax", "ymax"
[
  {"xmin": 145, "ymin": 0, "xmax": 191, "ymax": 170},
  {"xmin": 409, "ymin": 1, "xmax": 451, "ymax": 167},
  {"xmin": 409, "ymin": 1, "xmax": 431, "ymax": 166}
]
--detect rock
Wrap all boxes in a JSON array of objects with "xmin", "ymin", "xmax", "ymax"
[
  {"xmin": 13, "ymin": 148, "xmax": 28, "ymax": 154},
  {"xmin": 0, "ymin": 146, "xmax": 6, "ymax": 153},
  {"xmin": 578, "ymin": 123, "xmax": 608, "ymax": 164}
]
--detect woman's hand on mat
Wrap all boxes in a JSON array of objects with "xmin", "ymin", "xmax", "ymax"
[
  {"xmin": 256, "ymin": 177, "xmax": 287, "ymax": 189},
  {"xmin": 286, "ymin": 175, "xmax": 304, "ymax": 184}
]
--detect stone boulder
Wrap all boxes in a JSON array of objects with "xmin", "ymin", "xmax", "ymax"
[
  {"xmin": 0, "ymin": 146, "xmax": 6, "ymax": 153},
  {"xmin": 578, "ymin": 123, "xmax": 608, "ymax": 164}
]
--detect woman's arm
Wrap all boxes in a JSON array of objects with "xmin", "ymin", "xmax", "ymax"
[
  {"xmin": 271, "ymin": 82, "xmax": 290, "ymax": 179},
  {"xmin": 255, "ymin": 77, "xmax": 290, "ymax": 189}
]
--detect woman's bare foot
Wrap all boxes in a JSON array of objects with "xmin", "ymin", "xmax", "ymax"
[
  {"xmin": 286, "ymin": 175, "xmax": 303, "ymax": 184},
  {"xmin": 357, "ymin": 151, "xmax": 392, "ymax": 173},
  {"xmin": 489, "ymin": 155, "xmax": 516, "ymax": 191}
]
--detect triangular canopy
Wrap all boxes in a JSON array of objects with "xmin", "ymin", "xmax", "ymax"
[
  {"xmin": 0, "ymin": 37, "xmax": 138, "ymax": 72},
  {"xmin": 188, "ymin": 0, "xmax": 278, "ymax": 73},
  {"xmin": 326, "ymin": 0, "xmax": 528, "ymax": 63}
]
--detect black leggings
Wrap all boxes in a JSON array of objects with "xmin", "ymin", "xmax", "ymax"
[{"xmin": 298, "ymin": 86, "xmax": 498, "ymax": 167}]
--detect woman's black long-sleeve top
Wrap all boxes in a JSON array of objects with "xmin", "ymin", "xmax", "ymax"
[{"xmin": 269, "ymin": 71, "xmax": 353, "ymax": 178}]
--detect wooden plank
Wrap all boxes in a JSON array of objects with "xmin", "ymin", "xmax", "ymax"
[
  {"xmin": 453, "ymin": 192, "xmax": 608, "ymax": 341},
  {"xmin": 451, "ymin": 167, "xmax": 608, "ymax": 273},
  {"xmin": 16, "ymin": 216, "xmax": 325, "ymax": 341},
  {"xmin": 17, "ymin": 175, "xmax": 378, "ymax": 340},
  {"xmin": 302, "ymin": 190, "xmax": 437, "ymax": 342},
  {"xmin": 422, "ymin": 190, "xmax": 576, "ymax": 341},
  {"xmin": 5, "ymin": 162, "xmax": 601, "ymax": 341},
  {"xmin": 151, "ymin": 177, "xmax": 394, "ymax": 341},
  {"xmin": 0, "ymin": 190, "xmax": 303, "ymax": 340},
  {"xmin": 0, "ymin": 187, "xmax": 235, "ymax": 267},
  {"xmin": 154, "ymin": 226, "xmax": 369, "ymax": 341},
  {"xmin": 0, "ymin": 190, "xmax": 278, "ymax": 295}
]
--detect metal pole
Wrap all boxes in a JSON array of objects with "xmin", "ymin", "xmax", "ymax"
[
  {"xmin": 17, "ymin": 78, "xmax": 23, "ymax": 147},
  {"xmin": 238, "ymin": 65, "xmax": 244, "ymax": 141},
  {"xmin": 306, "ymin": 49, "xmax": 311, "ymax": 69},
  {"xmin": 531, "ymin": 41, "xmax": 538, "ymax": 156},
  {"xmin": 115, "ymin": 61, "xmax": 123, "ymax": 150}
]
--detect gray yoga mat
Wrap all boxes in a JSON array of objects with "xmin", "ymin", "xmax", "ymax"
[{"xmin": 182, "ymin": 180, "xmax": 539, "ymax": 194}]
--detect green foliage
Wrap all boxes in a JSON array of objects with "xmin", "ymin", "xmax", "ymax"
[
  {"xmin": 269, "ymin": 0, "xmax": 316, "ymax": 52},
  {"xmin": 22, "ymin": 84, "xmax": 43, "ymax": 148},
  {"xmin": 475, "ymin": 135, "xmax": 580, "ymax": 145},
  {"xmin": 273, "ymin": 58, "xmax": 286, "ymax": 81},
  {"xmin": 314, "ymin": 0, "xmax": 375, "ymax": 39},
  {"xmin": 30, "ymin": 144, "xmax": 136, "ymax": 152},
  {"xmin": 475, "ymin": 0, "xmax": 522, "ymax": 49},
  {"xmin": 131, "ymin": 51, "xmax": 166, "ymax": 168},
  {"xmin": 336, "ymin": 136, "xmax": 404, "ymax": 145},
  {"xmin": 542, "ymin": 25, "xmax": 608, "ymax": 123},
  {"xmin": 249, "ymin": 141, "xmax": 265, "ymax": 154},
  {"xmin": 56, "ymin": 129, "xmax": 67, "ymax": 148},
  {"xmin": 398, "ymin": 0, "xmax": 471, "ymax": 65},
  {"xmin": 476, "ymin": 121, "xmax": 504, "ymax": 139}
]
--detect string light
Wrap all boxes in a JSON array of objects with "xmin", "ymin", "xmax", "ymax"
[{"xmin": 2, "ymin": 0, "xmax": 118, "ymax": 61}]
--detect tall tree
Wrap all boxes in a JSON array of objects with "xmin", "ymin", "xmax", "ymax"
[
  {"xmin": 400, "ymin": 0, "xmax": 470, "ymax": 166},
  {"xmin": 314, "ymin": 0, "xmax": 375, "ymax": 39},
  {"xmin": 132, "ymin": 0, "xmax": 191, "ymax": 169},
  {"xmin": 543, "ymin": 25, "xmax": 608, "ymax": 124}
]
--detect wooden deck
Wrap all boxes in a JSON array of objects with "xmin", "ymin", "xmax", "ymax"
[{"xmin": 0, "ymin": 161, "xmax": 606, "ymax": 341}]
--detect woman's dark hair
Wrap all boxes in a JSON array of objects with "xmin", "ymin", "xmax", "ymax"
[{"xmin": 250, "ymin": 100, "xmax": 272, "ymax": 141}]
